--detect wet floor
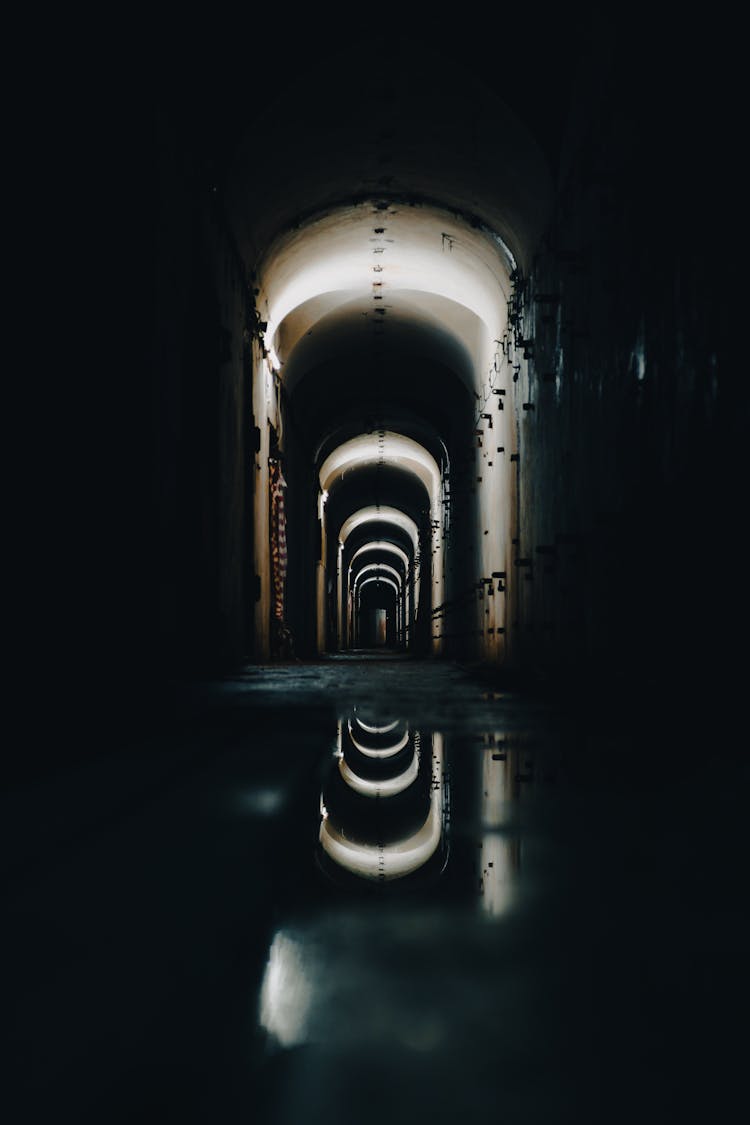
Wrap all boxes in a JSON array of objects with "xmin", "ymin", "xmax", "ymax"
[{"xmin": 6, "ymin": 656, "xmax": 748, "ymax": 1123}]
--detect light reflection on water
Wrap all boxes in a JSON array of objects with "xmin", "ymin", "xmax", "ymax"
[
  {"xmin": 258, "ymin": 712, "xmax": 536, "ymax": 1047},
  {"xmin": 319, "ymin": 714, "xmax": 447, "ymax": 882},
  {"xmin": 319, "ymin": 714, "xmax": 532, "ymax": 899},
  {"xmin": 258, "ymin": 931, "xmax": 313, "ymax": 1048},
  {"xmin": 478, "ymin": 734, "xmax": 521, "ymax": 916}
]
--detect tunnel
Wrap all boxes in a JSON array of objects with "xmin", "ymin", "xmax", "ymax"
[
  {"xmin": 10, "ymin": 7, "xmax": 746, "ymax": 1125},
  {"xmin": 77, "ymin": 20, "xmax": 739, "ymax": 698}
]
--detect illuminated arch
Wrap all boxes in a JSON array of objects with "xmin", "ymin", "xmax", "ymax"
[
  {"xmin": 340, "ymin": 506, "xmax": 419, "ymax": 556},
  {"xmin": 357, "ymin": 575, "xmax": 399, "ymax": 597},
  {"xmin": 320, "ymin": 432, "xmax": 441, "ymax": 511},
  {"xmin": 350, "ymin": 541, "xmax": 410, "ymax": 573},
  {"xmin": 352, "ymin": 562, "xmax": 403, "ymax": 591}
]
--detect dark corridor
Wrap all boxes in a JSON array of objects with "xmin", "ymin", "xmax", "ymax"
[{"xmin": 8, "ymin": 4, "xmax": 747, "ymax": 1124}]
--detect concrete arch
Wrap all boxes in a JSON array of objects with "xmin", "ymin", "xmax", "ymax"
[
  {"xmin": 251, "ymin": 193, "xmax": 513, "ymax": 659},
  {"xmin": 357, "ymin": 575, "xmax": 399, "ymax": 597},
  {"xmin": 352, "ymin": 562, "xmax": 403, "ymax": 589},
  {"xmin": 355, "ymin": 574, "xmax": 400, "ymax": 648},
  {"xmin": 332, "ymin": 508, "xmax": 416, "ymax": 651},
  {"xmin": 350, "ymin": 541, "xmax": 410, "ymax": 573},
  {"xmin": 334, "ymin": 508, "xmax": 423, "ymax": 653},
  {"xmin": 344, "ymin": 544, "xmax": 411, "ymax": 652},
  {"xmin": 226, "ymin": 50, "xmax": 552, "ymax": 275},
  {"xmin": 320, "ymin": 432, "xmax": 441, "ymax": 510},
  {"xmin": 351, "ymin": 563, "xmax": 406, "ymax": 647},
  {"xmin": 258, "ymin": 201, "xmax": 514, "ymax": 410},
  {"xmin": 281, "ymin": 292, "xmax": 482, "ymax": 399},
  {"xmin": 340, "ymin": 507, "xmax": 420, "ymax": 558}
]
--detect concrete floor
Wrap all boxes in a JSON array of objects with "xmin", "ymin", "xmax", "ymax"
[{"xmin": 6, "ymin": 656, "xmax": 747, "ymax": 1123}]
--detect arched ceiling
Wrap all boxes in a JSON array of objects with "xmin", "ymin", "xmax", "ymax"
[
  {"xmin": 320, "ymin": 432, "xmax": 441, "ymax": 509},
  {"xmin": 350, "ymin": 542, "xmax": 410, "ymax": 573},
  {"xmin": 358, "ymin": 575, "xmax": 399, "ymax": 598},
  {"xmin": 293, "ymin": 365, "xmax": 471, "ymax": 471},
  {"xmin": 225, "ymin": 49, "xmax": 552, "ymax": 276},
  {"xmin": 281, "ymin": 292, "xmax": 481, "ymax": 397},
  {"xmin": 344, "ymin": 526, "xmax": 415, "ymax": 573},
  {"xmin": 326, "ymin": 465, "xmax": 432, "ymax": 540},
  {"xmin": 353, "ymin": 563, "xmax": 403, "ymax": 590},
  {"xmin": 221, "ymin": 42, "xmax": 556, "ymax": 661},
  {"xmin": 258, "ymin": 200, "xmax": 514, "ymax": 390},
  {"xmin": 340, "ymin": 507, "xmax": 420, "ymax": 555},
  {"xmin": 232, "ymin": 57, "xmax": 552, "ymax": 596}
]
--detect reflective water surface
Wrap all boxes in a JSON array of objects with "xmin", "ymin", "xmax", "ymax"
[
  {"xmin": 318, "ymin": 713, "xmax": 447, "ymax": 884},
  {"xmin": 254, "ymin": 701, "xmax": 579, "ymax": 1123},
  {"xmin": 7, "ymin": 659, "xmax": 745, "ymax": 1124}
]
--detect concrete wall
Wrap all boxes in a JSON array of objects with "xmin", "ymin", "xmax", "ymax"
[
  {"xmin": 500, "ymin": 32, "xmax": 739, "ymax": 696},
  {"xmin": 435, "ymin": 17, "xmax": 741, "ymax": 702},
  {"xmin": 153, "ymin": 111, "xmax": 255, "ymax": 674}
]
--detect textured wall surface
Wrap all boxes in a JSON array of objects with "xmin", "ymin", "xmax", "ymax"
[{"xmin": 505, "ymin": 32, "xmax": 737, "ymax": 697}]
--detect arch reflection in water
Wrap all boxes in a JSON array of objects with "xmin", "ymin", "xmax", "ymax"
[
  {"xmin": 318, "ymin": 711, "xmax": 448, "ymax": 884},
  {"xmin": 347, "ymin": 718, "xmax": 410, "ymax": 758}
]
